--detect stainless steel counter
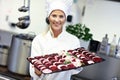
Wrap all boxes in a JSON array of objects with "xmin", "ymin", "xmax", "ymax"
[{"xmin": 72, "ymin": 53, "xmax": 120, "ymax": 80}]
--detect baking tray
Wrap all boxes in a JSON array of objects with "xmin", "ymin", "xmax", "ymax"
[{"xmin": 27, "ymin": 47, "xmax": 104, "ymax": 74}]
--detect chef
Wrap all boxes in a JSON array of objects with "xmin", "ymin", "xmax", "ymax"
[{"xmin": 29, "ymin": 0, "xmax": 83, "ymax": 80}]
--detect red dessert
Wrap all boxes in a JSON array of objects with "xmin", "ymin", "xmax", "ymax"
[
  {"xmin": 49, "ymin": 65, "xmax": 60, "ymax": 72},
  {"xmin": 92, "ymin": 56, "xmax": 102, "ymax": 62},
  {"xmin": 67, "ymin": 63, "xmax": 76, "ymax": 69},
  {"xmin": 58, "ymin": 65, "xmax": 68, "ymax": 70}
]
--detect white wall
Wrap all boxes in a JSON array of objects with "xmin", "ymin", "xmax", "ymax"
[
  {"xmin": 0, "ymin": 0, "xmax": 120, "ymax": 43},
  {"xmin": 0, "ymin": 0, "xmax": 47, "ymax": 35},
  {"xmin": 83, "ymin": 0, "xmax": 120, "ymax": 42}
]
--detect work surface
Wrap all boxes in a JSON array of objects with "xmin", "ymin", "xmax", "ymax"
[
  {"xmin": 72, "ymin": 53, "xmax": 120, "ymax": 80},
  {"xmin": 0, "ymin": 66, "xmax": 30, "ymax": 80}
]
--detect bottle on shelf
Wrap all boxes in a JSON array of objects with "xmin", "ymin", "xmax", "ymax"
[
  {"xmin": 116, "ymin": 37, "xmax": 120, "ymax": 58},
  {"xmin": 99, "ymin": 34, "xmax": 109, "ymax": 55},
  {"xmin": 109, "ymin": 34, "xmax": 117, "ymax": 57}
]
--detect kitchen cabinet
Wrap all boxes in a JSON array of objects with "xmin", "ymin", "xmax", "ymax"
[
  {"xmin": 71, "ymin": 53, "xmax": 120, "ymax": 80},
  {"xmin": 0, "ymin": 66, "xmax": 30, "ymax": 80}
]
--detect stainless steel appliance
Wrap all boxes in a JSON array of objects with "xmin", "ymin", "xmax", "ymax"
[
  {"xmin": 8, "ymin": 34, "xmax": 34, "ymax": 75},
  {"xmin": 0, "ymin": 45, "xmax": 9, "ymax": 66}
]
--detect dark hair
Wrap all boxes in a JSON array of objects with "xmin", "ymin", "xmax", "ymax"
[
  {"xmin": 46, "ymin": 17, "xmax": 50, "ymax": 24},
  {"xmin": 67, "ymin": 15, "xmax": 72, "ymax": 22}
]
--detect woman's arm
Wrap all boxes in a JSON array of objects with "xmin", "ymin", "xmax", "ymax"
[{"xmin": 29, "ymin": 35, "xmax": 43, "ymax": 79}]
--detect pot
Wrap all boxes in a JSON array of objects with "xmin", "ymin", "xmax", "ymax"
[
  {"xmin": 16, "ymin": 20, "xmax": 30, "ymax": 29},
  {"xmin": 8, "ymin": 34, "xmax": 35, "ymax": 75},
  {"xmin": 18, "ymin": 6, "xmax": 29, "ymax": 12},
  {"xmin": 0, "ymin": 45, "xmax": 9, "ymax": 66}
]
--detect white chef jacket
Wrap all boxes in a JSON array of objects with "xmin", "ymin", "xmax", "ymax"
[{"xmin": 29, "ymin": 30, "xmax": 83, "ymax": 80}]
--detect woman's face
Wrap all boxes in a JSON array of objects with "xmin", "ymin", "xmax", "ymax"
[{"xmin": 48, "ymin": 10, "xmax": 66, "ymax": 32}]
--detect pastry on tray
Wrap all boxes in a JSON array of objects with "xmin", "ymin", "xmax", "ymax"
[{"xmin": 27, "ymin": 47, "xmax": 104, "ymax": 74}]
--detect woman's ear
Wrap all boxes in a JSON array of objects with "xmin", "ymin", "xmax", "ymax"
[{"xmin": 46, "ymin": 17, "xmax": 50, "ymax": 24}]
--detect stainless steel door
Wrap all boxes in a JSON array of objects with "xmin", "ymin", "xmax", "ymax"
[{"xmin": 0, "ymin": 45, "xmax": 9, "ymax": 66}]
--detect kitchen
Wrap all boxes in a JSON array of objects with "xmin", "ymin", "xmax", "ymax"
[{"xmin": 0, "ymin": 0, "xmax": 120, "ymax": 80}]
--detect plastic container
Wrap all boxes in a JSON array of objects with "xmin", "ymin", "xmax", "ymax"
[
  {"xmin": 99, "ymin": 34, "xmax": 109, "ymax": 54},
  {"xmin": 109, "ymin": 34, "xmax": 117, "ymax": 57}
]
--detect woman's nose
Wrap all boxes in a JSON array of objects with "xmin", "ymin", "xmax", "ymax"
[{"xmin": 54, "ymin": 17, "xmax": 60, "ymax": 22}]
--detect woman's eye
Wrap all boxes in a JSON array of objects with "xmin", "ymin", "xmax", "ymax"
[
  {"xmin": 59, "ymin": 15, "xmax": 64, "ymax": 18},
  {"xmin": 52, "ymin": 15, "xmax": 57, "ymax": 17}
]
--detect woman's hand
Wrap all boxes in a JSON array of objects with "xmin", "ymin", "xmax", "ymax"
[{"xmin": 33, "ymin": 66, "xmax": 42, "ymax": 76}]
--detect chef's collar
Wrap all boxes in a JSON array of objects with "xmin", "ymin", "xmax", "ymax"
[{"xmin": 49, "ymin": 27, "xmax": 64, "ymax": 38}]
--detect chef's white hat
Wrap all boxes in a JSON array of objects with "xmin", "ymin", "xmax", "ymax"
[{"xmin": 46, "ymin": 0, "xmax": 73, "ymax": 18}]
